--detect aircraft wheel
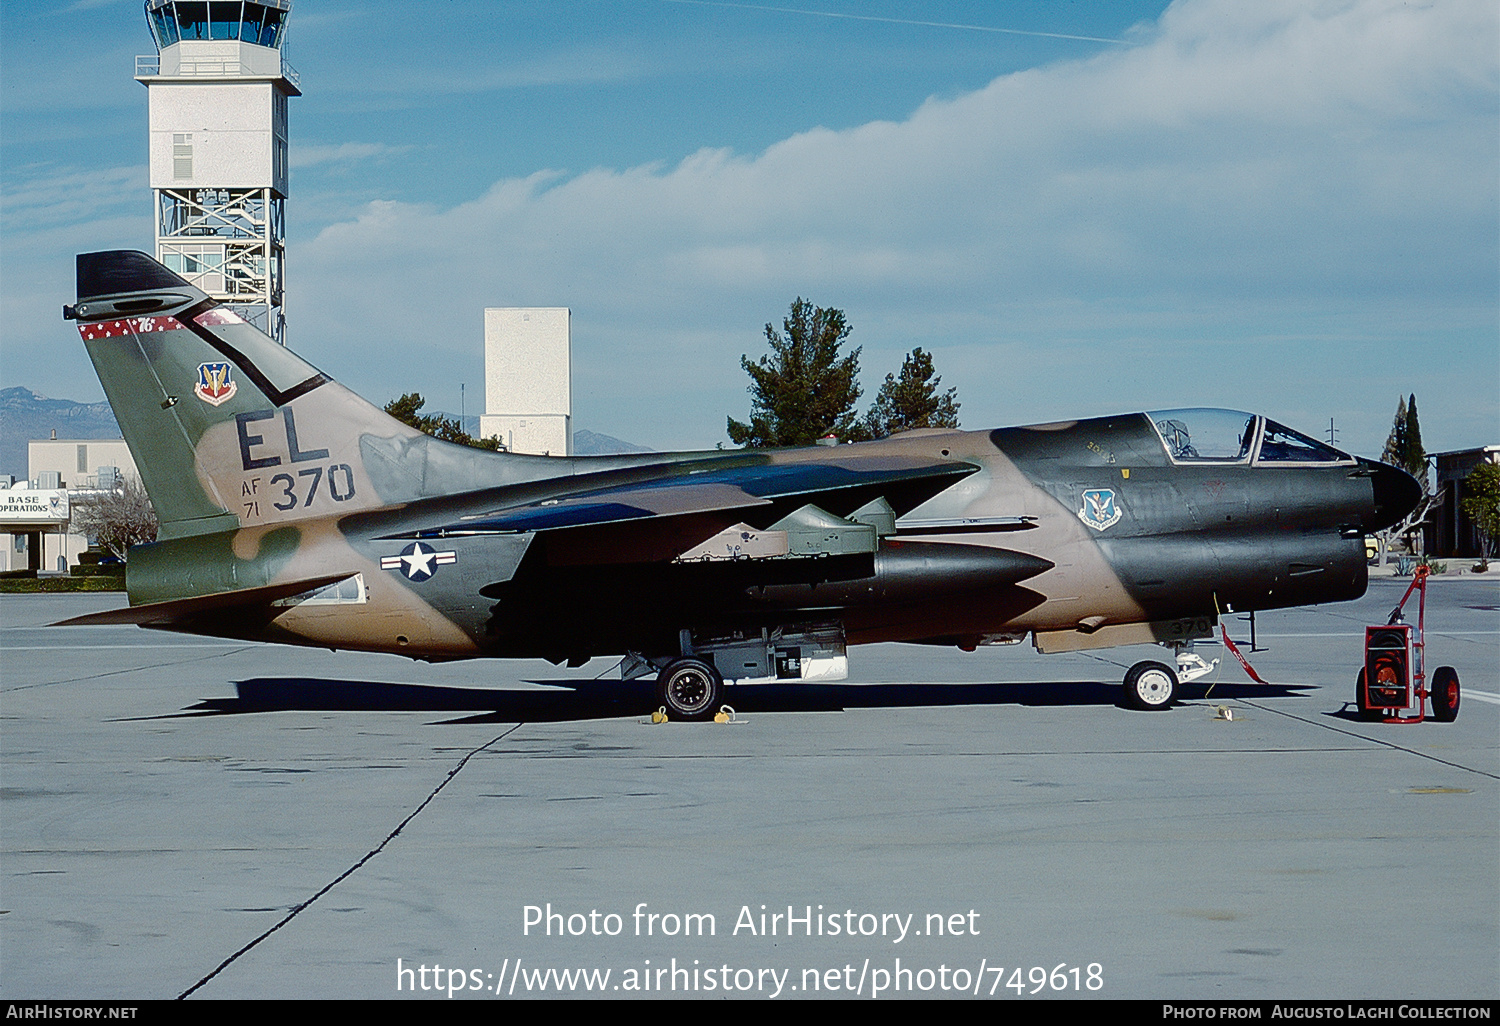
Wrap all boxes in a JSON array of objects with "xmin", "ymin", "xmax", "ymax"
[
  {"xmin": 657, "ymin": 658, "xmax": 722, "ymax": 721},
  {"xmin": 1122, "ymin": 661, "xmax": 1178, "ymax": 711},
  {"xmin": 1431, "ymin": 666, "xmax": 1460, "ymax": 722},
  {"xmin": 1355, "ymin": 668, "xmax": 1379, "ymax": 721}
]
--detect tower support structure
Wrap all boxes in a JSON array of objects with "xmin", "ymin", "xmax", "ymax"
[{"xmin": 136, "ymin": 1, "xmax": 300, "ymax": 343}]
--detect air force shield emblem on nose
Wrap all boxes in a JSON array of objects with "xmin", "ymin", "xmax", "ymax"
[{"xmin": 1078, "ymin": 488, "xmax": 1122, "ymax": 531}]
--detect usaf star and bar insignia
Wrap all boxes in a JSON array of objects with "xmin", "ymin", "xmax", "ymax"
[{"xmin": 381, "ymin": 541, "xmax": 458, "ymax": 582}]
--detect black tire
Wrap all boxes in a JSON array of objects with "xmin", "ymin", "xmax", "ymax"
[
  {"xmin": 1355, "ymin": 668, "xmax": 1380, "ymax": 721},
  {"xmin": 656, "ymin": 658, "xmax": 722, "ymax": 721},
  {"xmin": 1431, "ymin": 666, "xmax": 1460, "ymax": 723},
  {"xmin": 1122, "ymin": 661, "xmax": 1178, "ymax": 711}
]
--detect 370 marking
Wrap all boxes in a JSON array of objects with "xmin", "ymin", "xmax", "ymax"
[
  {"xmin": 268, "ymin": 463, "xmax": 356, "ymax": 510},
  {"xmin": 242, "ymin": 463, "xmax": 356, "ymax": 516}
]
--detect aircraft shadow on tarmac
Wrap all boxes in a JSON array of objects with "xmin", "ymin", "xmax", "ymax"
[{"xmin": 174, "ymin": 677, "xmax": 1314, "ymax": 723}]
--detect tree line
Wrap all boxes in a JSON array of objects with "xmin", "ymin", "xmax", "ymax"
[
  {"xmin": 727, "ymin": 297, "xmax": 959, "ymax": 447},
  {"xmin": 381, "ymin": 297, "xmax": 962, "ymax": 454},
  {"xmin": 1375, "ymin": 392, "xmax": 1499, "ymax": 564},
  {"xmin": 383, "ymin": 394, "xmax": 502, "ymax": 450}
]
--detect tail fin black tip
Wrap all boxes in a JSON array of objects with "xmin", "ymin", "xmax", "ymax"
[{"xmin": 76, "ymin": 251, "xmax": 191, "ymax": 302}]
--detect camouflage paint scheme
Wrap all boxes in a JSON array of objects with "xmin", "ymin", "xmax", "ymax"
[{"xmin": 60, "ymin": 252, "xmax": 1420, "ymax": 713}]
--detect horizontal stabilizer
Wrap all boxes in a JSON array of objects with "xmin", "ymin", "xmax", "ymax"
[
  {"xmin": 76, "ymin": 250, "xmax": 193, "ymax": 301},
  {"xmin": 52, "ymin": 573, "xmax": 357, "ymax": 627}
]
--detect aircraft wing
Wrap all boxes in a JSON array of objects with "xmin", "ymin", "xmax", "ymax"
[{"xmin": 412, "ymin": 455, "xmax": 979, "ymax": 537}]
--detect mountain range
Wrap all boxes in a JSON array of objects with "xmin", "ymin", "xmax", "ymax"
[{"xmin": 0, "ymin": 387, "xmax": 124, "ymax": 481}]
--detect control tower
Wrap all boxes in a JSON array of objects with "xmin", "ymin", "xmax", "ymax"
[{"xmin": 135, "ymin": 1, "xmax": 300, "ymax": 344}]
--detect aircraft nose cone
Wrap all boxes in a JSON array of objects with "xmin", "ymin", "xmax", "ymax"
[{"xmin": 1359, "ymin": 459, "xmax": 1423, "ymax": 533}]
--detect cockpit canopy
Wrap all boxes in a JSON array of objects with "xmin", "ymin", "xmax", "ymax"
[{"xmin": 1148, "ymin": 408, "xmax": 1352, "ymax": 465}]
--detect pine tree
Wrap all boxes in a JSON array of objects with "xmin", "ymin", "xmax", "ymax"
[
  {"xmin": 862, "ymin": 347, "xmax": 960, "ymax": 439},
  {"xmin": 1381, "ymin": 396, "xmax": 1408, "ymax": 468},
  {"xmin": 384, "ymin": 393, "xmax": 501, "ymax": 451},
  {"xmin": 1401, "ymin": 393, "xmax": 1425, "ymax": 479},
  {"xmin": 727, "ymin": 299, "xmax": 863, "ymax": 447},
  {"xmin": 1374, "ymin": 393, "xmax": 1436, "ymax": 562}
]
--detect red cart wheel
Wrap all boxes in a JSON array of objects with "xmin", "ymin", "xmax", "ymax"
[
  {"xmin": 1355, "ymin": 668, "xmax": 1379, "ymax": 721},
  {"xmin": 1431, "ymin": 666, "xmax": 1460, "ymax": 722}
]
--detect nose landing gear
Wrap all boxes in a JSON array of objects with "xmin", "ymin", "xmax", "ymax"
[
  {"xmin": 1121, "ymin": 643, "xmax": 1216, "ymax": 711},
  {"xmin": 1122, "ymin": 660, "xmax": 1179, "ymax": 710}
]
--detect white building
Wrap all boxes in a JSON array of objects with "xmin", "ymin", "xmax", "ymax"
[
  {"xmin": 480, "ymin": 308, "xmax": 572, "ymax": 456},
  {"xmin": 0, "ymin": 439, "xmax": 139, "ymax": 573}
]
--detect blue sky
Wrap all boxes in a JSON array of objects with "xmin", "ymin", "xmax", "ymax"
[{"xmin": 3, "ymin": 0, "xmax": 1496, "ymax": 457}]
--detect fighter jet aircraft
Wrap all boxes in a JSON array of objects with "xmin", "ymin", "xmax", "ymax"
[{"xmin": 60, "ymin": 251, "xmax": 1421, "ymax": 717}]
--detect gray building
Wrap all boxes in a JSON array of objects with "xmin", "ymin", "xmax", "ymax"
[{"xmin": 1427, "ymin": 445, "xmax": 1499, "ymax": 558}]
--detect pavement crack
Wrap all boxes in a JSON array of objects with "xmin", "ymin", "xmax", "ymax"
[
  {"xmin": 177, "ymin": 723, "xmax": 523, "ymax": 999},
  {"xmin": 4, "ymin": 647, "xmax": 258, "ymax": 693},
  {"xmin": 1234, "ymin": 699, "xmax": 1499, "ymax": 780}
]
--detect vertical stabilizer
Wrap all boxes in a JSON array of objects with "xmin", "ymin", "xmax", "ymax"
[{"xmin": 66, "ymin": 250, "xmax": 532, "ymax": 539}]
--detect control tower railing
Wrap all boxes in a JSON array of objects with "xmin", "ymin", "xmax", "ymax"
[{"xmin": 136, "ymin": 54, "xmax": 299, "ymax": 87}]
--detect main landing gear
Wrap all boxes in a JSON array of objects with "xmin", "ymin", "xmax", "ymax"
[{"xmin": 656, "ymin": 658, "xmax": 724, "ymax": 721}]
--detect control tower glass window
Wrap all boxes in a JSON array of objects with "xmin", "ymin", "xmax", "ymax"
[
  {"xmin": 248, "ymin": 4, "xmax": 284, "ymax": 48},
  {"xmin": 149, "ymin": 6, "xmax": 180, "ymax": 47},
  {"xmin": 210, "ymin": 2, "xmax": 241, "ymax": 40},
  {"xmin": 147, "ymin": 2, "xmax": 286, "ymax": 50},
  {"xmin": 175, "ymin": 2, "xmax": 209, "ymax": 40},
  {"xmin": 239, "ymin": 4, "xmax": 265, "ymax": 42}
]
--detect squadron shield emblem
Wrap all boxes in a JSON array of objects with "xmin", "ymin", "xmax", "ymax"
[
  {"xmin": 194, "ymin": 362, "xmax": 237, "ymax": 406},
  {"xmin": 1078, "ymin": 488, "xmax": 1122, "ymax": 531}
]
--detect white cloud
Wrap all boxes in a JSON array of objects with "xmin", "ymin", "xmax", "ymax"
[
  {"xmin": 288, "ymin": 0, "xmax": 1494, "ymax": 451},
  {"xmin": 5, "ymin": 0, "xmax": 1490, "ymax": 451},
  {"xmin": 323, "ymin": 43, "xmax": 659, "ymax": 99},
  {"xmin": 1, "ymin": 164, "xmax": 144, "ymax": 231},
  {"xmin": 290, "ymin": 142, "xmax": 411, "ymax": 169},
  {"xmin": 60, "ymin": 0, "xmax": 131, "ymax": 12}
]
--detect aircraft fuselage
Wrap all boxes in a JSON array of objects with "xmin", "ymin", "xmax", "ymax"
[{"xmin": 124, "ymin": 409, "xmax": 1404, "ymax": 667}]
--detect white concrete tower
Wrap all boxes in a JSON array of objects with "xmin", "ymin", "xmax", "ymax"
[
  {"xmin": 136, "ymin": 1, "xmax": 300, "ymax": 344},
  {"xmin": 480, "ymin": 309, "xmax": 572, "ymax": 456}
]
